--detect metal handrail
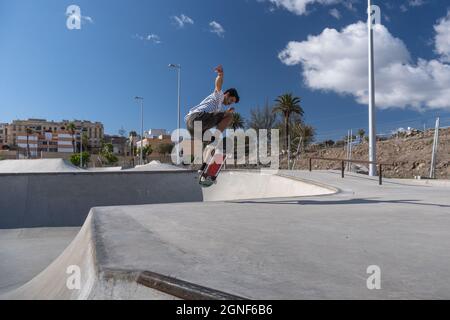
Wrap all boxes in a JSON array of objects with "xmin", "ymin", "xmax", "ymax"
[{"xmin": 308, "ymin": 157, "xmax": 394, "ymax": 185}]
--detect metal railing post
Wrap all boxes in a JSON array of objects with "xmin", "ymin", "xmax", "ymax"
[
  {"xmin": 341, "ymin": 160, "xmax": 345, "ymax": 179},
  {"xmin": 379, "ymin": 164, "xmax": 383, "ymax": 185}
]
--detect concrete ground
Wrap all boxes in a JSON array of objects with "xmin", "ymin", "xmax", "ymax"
[
  {"xmin": 2, "ymin": 170, "xmax": 450, "ymax": 299},
  {"xmin": 84, "ymin": 171, "xmax": 450, "ymax": 299}
]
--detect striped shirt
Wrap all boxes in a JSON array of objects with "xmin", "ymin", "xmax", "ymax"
[{"xmin": 185, "ymin": 90, "xmax": 225, "ymax": 122}]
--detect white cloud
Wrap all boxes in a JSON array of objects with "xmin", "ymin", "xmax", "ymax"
[
  {"xmin": 400, "ymin": 0, "xmax": 427, "ymax": 12},
  {"xmin": 408, "ymin": 0, "xmax": 426, "ymax": 7},
  {"xmin": 434, "ymin": 10, "xmax": 450, "ymax": 62},
  {"xmin": 134, "ymin": 33, "xmax": 162, "ymax": 44},
  {"xmin": 82, "ymin": 16, "xmax": 94, "ymax": 24},
  {"xmin": 209, "ymin": 21, "xmax": 225, "ymax": 37},
  {"xmin": 263, "ymin": 0, "xmax": 343, "ymax": 16},
  {"xmin": 146, "ymin": 34, "xmax": 161, "ymax": 43},
  {"xmin": 278, "ymin": 21, "xmax": 450, "ymax": 111},
  {"xmin": 329, "ymin": 8, "xmax": 341, "ymax": 19},
  {"xmin": 172, "ymin": 14, "xmax": 194, "ymax": 28}
]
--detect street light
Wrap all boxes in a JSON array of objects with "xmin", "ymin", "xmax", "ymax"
[
  {"xmin": 80, "ymin": 127, "xmax": 87, "ymax": 168},
  {"xmin": 135, "ymin": 96, "xmax": 144, "ymax": 166},
  {"xmin": 368, "ymin": 0, "xmax": 377, "ymax": 176},
  {"xmin": 169, "ymin": 64, "xmax": 181, "ymax": 165}
]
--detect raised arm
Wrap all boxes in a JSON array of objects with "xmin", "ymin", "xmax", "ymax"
[{"xmin": 214, "ymin": 65, "xmax": 224, "ymax": 92}]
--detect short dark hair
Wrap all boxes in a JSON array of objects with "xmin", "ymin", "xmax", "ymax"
[{"xmin": 224, "ymin": 88, "xmax": 240, "ymax": 103}]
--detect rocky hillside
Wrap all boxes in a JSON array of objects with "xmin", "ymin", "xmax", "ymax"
[{"xmin": 295, "ymin": 128, "xmax": 450, "ymax": 180}]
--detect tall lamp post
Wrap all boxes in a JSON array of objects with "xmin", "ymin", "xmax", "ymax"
[
  {"xmin": 368, "ymin": 0, "xmax": 377, "ymax": 176},
  {"xmin": 169, "ymin": 64, "xmax": 181, "ymax": 165},
  {"xmin": 80, "ymin": 128, "xmax": 87, "ymax": 168},
  {"xmin": 135, "ymin": 96, "xmax": 145, "ymax": 166}
]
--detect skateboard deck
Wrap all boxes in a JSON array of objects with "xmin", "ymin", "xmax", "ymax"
[{"xmin": 199, "ymin": 148, "xmax": 227, "ymax": 188}]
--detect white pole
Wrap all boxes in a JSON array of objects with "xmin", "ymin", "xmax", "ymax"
[
  {"xmin": 141, "ymin": 100, "xmax": 144, "ymax": 165},
  {"xmin": 350, "ymin": 129, "xmax": 353, "ymax": 170},
  {"xmin": 368, "ymin": 0, "xmax": 378, "ymax": 176},
  {"xmin": 346, "ymin": 130, "xmax": 350, "ymax": 171},
  {"xmin": 80, "ymin": 130, "xmax": 83, "ymax": 168},
  {"xmin": 177, "ymin": 66, "xmax": 181, "ymax": 165},
  {"xmin": 169, "ymin": 64, "xmax": 182, "ymax": 165},
  {"xmin": 430, "ymin": 118, "xmax": 440, "ymax": 179}
]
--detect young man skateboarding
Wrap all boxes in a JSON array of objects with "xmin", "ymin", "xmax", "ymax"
[
  {"xmin": 185, "ymin": 65, "xmax": 240, "ymax": 172},
  {"xmin": 185, "ymin": 65, "xmax": 240, "ymax": 139}
]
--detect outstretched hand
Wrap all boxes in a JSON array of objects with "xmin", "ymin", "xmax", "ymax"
[{"xmin": 215, "ymin": 65, "xmax": 224, "ymax": 75}]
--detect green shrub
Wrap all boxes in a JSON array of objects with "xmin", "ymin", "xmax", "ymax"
[{"xmin": 70, "ymin": 152, "xmax": 90, "ymax": 167}]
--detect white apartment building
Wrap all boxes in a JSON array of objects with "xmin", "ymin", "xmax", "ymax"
[{"xmin": 146, "ymin": 129, "xmax": 168, "ymax": 138}]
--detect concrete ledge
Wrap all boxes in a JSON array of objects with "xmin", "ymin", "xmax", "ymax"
[{"xmin": 136, "ymin": 271, "xmax": 246, "ymax": 300}]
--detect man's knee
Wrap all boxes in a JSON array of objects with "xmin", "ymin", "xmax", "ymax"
[{"xmin": 222, "ymin": 112, "xmax": 233, "ymax": 123}]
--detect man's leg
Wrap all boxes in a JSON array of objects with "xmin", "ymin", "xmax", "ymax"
[
  {"xmin": 200, "ymin": 112, "xmax": 233, "ymax": 167},
  {"xmin": 216, "ymin": 112, "xmax": 233, "ymax": 133},
  {"xmin": 186, "ymin": 114, "xmax": 205, "ymax": 168}
]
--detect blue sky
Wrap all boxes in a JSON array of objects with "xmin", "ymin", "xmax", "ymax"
[{"xmin": 1, "ymin": 0, "xmax": 450, "ymax": 141}]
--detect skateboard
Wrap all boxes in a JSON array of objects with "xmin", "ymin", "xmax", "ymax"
[{"xmin": 198, "ymin": 145, "xmax": 227, "ymax": 188}]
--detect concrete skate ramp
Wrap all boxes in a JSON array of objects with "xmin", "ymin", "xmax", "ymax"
[
  {"xmin": 1, "ymin": 172, "xmax": 334, "ymax": 300},
  {"xmin": 203, "ymin": 171, "xmax": 335, "ymax": 201},
  {"xmin": 1, "ymin": 209, "xmax": 247, "ymax": 300},
  {"xmin": 0, "ymin": 159, "xmax": 81, "ymax": 173},
  {"xmin": 0, "ymin": 170, "xmax": 334, "ymax": 229},
  {"xmin": 1, "ymin": 213, "xmax": 176, "ymax": 299},
  {"xmin": 126, "ymin": 161, "xmax": 186, "ymax": 171}
]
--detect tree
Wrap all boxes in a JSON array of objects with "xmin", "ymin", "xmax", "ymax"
[
  {"xmin": 100, "ymin": 143, "xmax": 118, "ymax": 165},
  {"xmin": 81, "ymin": 132, "xmax": 89, "ymax": 151},
  {"xmin": 291, "ymin": 123, "xmax": 316, "ymax": 153},
  {"xmin": 25, "ymin": 127, "xmax": 33, "ymax": 159},
  {"xmin": 157, "ymin": 143, "xmax": 174, "ymax": 159},
  {"xmin": 66, "ymin": 122, "xmax": 77, "ymax": 153},
  {"xmin": 137, "ymin": 145, "xmax": 153, "ymax": 161},
  {"xmin": 273, "ymin": 94, "xmax": 304, "ymax": 169},
  {"xmin": 230, "ymin": 112, "xmax": 245, "ymax": 130},
  {"xmin": 272, "ymin": 93, "xmax": 304, "ymax": 154},
  {"xmin": 70, "ymin": 152, "xmax": 90, "ymax": 167},
  {"xmin": 358, "ymin": 129, "xmax": 366, "ymax": 143},
  {"xmin": 128, "ymin": 131, "xmax": 138, "ymax": 152},
  {"xmin": 247, "ymin": 102, "xmax": 278, "ymax": 131},
  {"xmin": 246, "ymin": 102, "xmax": 279, "ymax": 160}
]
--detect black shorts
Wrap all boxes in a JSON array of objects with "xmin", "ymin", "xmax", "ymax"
[{"xmin": 186, "ymin": 112, "xmax": 226, "ymax": 136}]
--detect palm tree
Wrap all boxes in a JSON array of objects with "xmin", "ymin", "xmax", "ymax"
[
  {"xmin": 66, "ymin": 122, "xmax": 77, "ymax": 153},
  {"xmin": 272, "ymin": 93, "xmax": 304, "ymax": 154},
  {"xmin": 230, "ymin": 112, "xmax": 245, "ymax": 130},
  {"xmin": 81, "ymin": 132, "xmax": 89, "ymax": 151},
  {"xmin": 129, "ymin": 131, "xmax": 137, "ymax": 153}
]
